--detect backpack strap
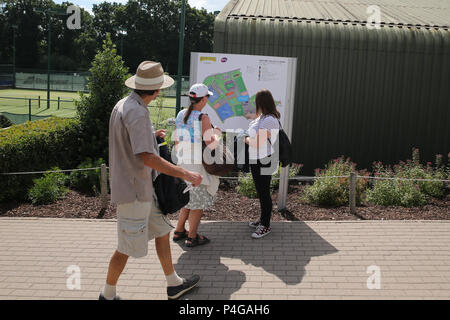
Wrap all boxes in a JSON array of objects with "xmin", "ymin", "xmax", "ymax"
[{"xmin": 262, "ymin": 116, "xmax": 282, "ymax": 145}]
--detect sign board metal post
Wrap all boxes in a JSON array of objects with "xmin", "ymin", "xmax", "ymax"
[{"xmin": 277, "ymin": 57, "xmax": 297, "ymax": 212}]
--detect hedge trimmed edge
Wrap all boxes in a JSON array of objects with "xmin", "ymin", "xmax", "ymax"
[{"xmin": 0, "ymin": 117, "xmax": 82, "ymax": 202}]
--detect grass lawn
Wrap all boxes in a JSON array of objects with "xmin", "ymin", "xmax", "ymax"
[
  {"xmin": 0, "ymin": 88, "xmax": 81, "ymax": 119},
  {"xmin": 0, "ymin": 88, "xmax": 178, "ymax": 125}
]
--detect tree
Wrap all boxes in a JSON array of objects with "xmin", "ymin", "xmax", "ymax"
[
  {"xmin": 1, "ymin": 0, "xmax": 43, "ymax": 68},
  {"xmin": 0, "ymin": 0, "xmax": 215, "ymax": 74},
  {"xmin": 76, "ymin": 34, "xmax": 130, "ymax": 162},
  {"xmin": 184, "ymin": 4, "xmax": 215, "ymax": 74},
  {"xmin": 112, "ymin": 0, "xmax": 215, "ymax": 75},
  {"xmin": 37, "ymin": 1, "xmax": 97, "ymax": 71}
]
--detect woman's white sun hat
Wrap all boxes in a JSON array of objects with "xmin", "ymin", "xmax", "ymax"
[
  {"xmin": 125, "ymin": 61, "xmax": 174, "ymax": 90},
  {"xmin": 189, "ymin": 83, "xmax": 213, "ymax": 98}
]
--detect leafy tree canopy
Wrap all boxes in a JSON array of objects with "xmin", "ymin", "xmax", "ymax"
[{"xmin": 0, "ymin": 0, "xmax": 215, "ymax": 74}]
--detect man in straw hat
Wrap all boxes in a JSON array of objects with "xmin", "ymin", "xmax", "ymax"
[{"xmin": 100, "ymin": 61, "xmax": 202, "ymax": 300}]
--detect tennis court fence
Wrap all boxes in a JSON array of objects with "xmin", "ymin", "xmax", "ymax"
[
  {"xmin": 11, "ymin": 69, "xmax": 190, "ymax": 96},
  {"xmin": 0, "ymin": 94, "xmax": 180, "ymax": 125},
  {"xmin": 0, "ymin": 96, "xmax": 75, "ymax": 124}
]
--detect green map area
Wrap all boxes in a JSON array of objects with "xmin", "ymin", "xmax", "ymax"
[{"xmin": 203, "ymin": 69, "xmax": 256, "ymax": 122}]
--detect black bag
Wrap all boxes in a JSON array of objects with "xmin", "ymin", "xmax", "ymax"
[
  {"xmin": 198, "ymin": 113, "xmax": 235, "ymax": 176},
  {"xmin": 271, "ymin": 119, "xmax": 292, "ymax": 167},
  {"xmin": 153, "ymin": 136, "xmax": 189, "ymax": 215},
  {"xmin": 233, "ymin": 135, "xmax": 250, "ymax": 173}
]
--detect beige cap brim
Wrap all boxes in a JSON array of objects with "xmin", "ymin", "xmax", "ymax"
[{"xmin": 124, "ymin": 74, "xmax": 175, "ymax": 90}]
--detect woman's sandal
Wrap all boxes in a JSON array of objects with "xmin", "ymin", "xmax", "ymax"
[
  {"xmin": 185, "ymin": 234, "xmax": 210, "ymax": 247},
  {"xmin": 172, "ymin": 230, "xmax": 188, "ymax": 242}
]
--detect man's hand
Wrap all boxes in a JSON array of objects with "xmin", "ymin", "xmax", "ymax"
[
  {"xmin": 155, "ymin": 129, "xmax": 166, "ymax": 138},
  {"xmin": 184, "ymin": 171, "xmax": 202, "ymax": 187},
  {"xmin": 140, "ymin": 153, "xmax": 202, "ymax": 187}
]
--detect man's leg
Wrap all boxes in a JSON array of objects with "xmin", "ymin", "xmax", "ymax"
[
  {"xmin": 106, "ymin": 250, "xmax": 129, "ymax": 285},
  {"xmin": 155, "ymin": 233, "xmax": 176, "ymax": 276},
  {"xmin": 155, "ymin": 233, "xmax": 184, "ymax": 287},
  {"xmin": 101, "ymin": 250, "xmax": 128, "ymax": 299},
  {"xmin": 155, "ymin": 232, "xmax": 200, "ymax": 299}
]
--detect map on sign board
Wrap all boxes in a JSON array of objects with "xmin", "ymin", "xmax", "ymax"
[
  {"xmin": 190, "ymin": 52, "xmax": 296, "ymax": 131},
  {"xmin": 203, "ymin": 69, "xmax": 257, "ymax": 122}
]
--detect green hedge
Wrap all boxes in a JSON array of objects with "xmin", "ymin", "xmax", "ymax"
[{"xmin": 0, "ymin": 117, "xmax": 82, "ymax": 202}]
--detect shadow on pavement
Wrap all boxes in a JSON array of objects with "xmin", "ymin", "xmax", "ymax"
[{"xmin": 173, "ymin": 221, "xmax": 338, "ymax": 300}]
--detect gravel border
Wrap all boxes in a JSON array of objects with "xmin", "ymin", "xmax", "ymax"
[{"xmin": 1, "ymin": 184, "xmax": 448, "ymax": 221}]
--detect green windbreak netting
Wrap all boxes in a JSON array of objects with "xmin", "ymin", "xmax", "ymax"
[
  {"xmin": 0, "ymin": 112, "xmax": 51, "ymax": 125},
  {"xmin": 163, "ymin": 76, "xmax": 191, "ymax": 97},
  {"xmin": 14, "ymin": 70, "xmax": 190, "ymax": 96},
  {"xmin": 15, "ymin": 72, "xmax": 89, "ymax": 92}
]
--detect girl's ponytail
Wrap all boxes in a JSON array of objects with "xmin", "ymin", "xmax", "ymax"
[{"xmin": 183, "ymin": 96, "xmax": 203, "ymax": 123}]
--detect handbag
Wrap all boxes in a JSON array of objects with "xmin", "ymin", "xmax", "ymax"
[
  {"xmin": 233, "ymin": 134, "xmax": 250, "ymax": 173},
  {"xmin": 153, "ymin": 136, "xmax": 189, "ymax": 215},
  {"xmin": 198, "ymin": 113, "xmax": 235, "ymax": 176}
]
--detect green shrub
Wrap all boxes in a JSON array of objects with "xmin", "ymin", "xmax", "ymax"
[
  {"xmin": 76, "ymin": 33, "xmax": 129, "ymax": 161},
  {"xmin": 394, "ymin": 150, "xmax": 446, "ymax": 199},
  {"xmin": 28, "ymin": 167, "xmax": 68, "ymax": 205},
  {"xmin": 365, "ymin": 178, "xmax": 401, "ymax": 206},
  {"xmin": 366, "ymin": 149, "xmax": 444, "ymax": 207},
  {"xmin": 302, "ymin": 156, "xmax": 369, "ymax": 207},
  {"xmin": 398, "ymin": 181, "xmax": 428, "ymax": 207},
  {"xmin": 69, "ymin": 158, "xmax": 105, "ymax": 196},
  {"xmin": 366, "ymin": 178, "xmax": 428, "ymax": 207},
  {"xmin": 0, "ymin": 117, "xmax": 82, "ymax": 202},
  {"xmin": 237, "ymin": 173, "xmax": 259, "ymax": 198}
]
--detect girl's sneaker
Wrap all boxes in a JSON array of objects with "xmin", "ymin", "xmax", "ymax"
[
  {"xmin": 248, "ymin": 220, "xmax": 261, "ymax": 228},
  {"xmin": 251, "ymin": 225, "xmax": 272, "ymax": 239}
]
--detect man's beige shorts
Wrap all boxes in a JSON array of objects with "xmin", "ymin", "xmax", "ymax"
[{"xmin": 116, "ymin": 198, "xmax": 174, "ymax": 258}]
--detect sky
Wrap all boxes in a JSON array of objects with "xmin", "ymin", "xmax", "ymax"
[{"xmin": 54, "ymin": 0, "xmax": 230, "ymax": 13}]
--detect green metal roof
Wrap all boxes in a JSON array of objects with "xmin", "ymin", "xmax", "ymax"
[
  {"xmin": 214, "ymin": 0, "xmax": 450, "ymax": 175},
  {"xmin": 219, "ymin": 0, "xmax": 449, "ymax": 29}
]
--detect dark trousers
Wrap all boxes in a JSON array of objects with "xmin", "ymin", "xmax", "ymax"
[{"xmin": 250, "ymin": 160, "xmax": 273, "ymax": 228}]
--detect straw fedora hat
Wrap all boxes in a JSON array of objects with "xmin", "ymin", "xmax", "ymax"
[{"xmin": 125, "ymin": 61, "xmax": 174, "ymax": 90}]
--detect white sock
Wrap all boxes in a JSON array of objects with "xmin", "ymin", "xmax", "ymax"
[
  {"xmin": 102, "ymin": 283, "xmax": 116, "ymax": 300},
  {"xmin": 166, "ymin": 272, "xmax": 184, "ymax": 287}
]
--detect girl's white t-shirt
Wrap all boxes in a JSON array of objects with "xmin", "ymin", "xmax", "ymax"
[{"xmin": 248, "ymin": 114, "xmax": 280, "ymax": 160}]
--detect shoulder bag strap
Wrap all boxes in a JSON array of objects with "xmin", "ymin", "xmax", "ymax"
[{"xmin": 198, "ymin": 113, "xmax": 206, "ymax": 145}]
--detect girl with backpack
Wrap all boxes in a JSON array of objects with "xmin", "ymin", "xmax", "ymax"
[{"xmin": 245, "ymin": 89, "xmax": 281, "ymax": 239}]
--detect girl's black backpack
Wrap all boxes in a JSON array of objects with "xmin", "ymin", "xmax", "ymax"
[{"xmin": 274, "ymin": 119, "xmax": 292, "ymax": 167}]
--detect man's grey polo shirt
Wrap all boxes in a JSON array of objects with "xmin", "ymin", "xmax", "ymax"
[{"xmin": 109, "ymin": 91, "xmax": 159, "ymax": 205}]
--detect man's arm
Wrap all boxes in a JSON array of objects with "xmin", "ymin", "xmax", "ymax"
[{"xmin": 140, "ymin": 152, "xmax": 202, "ymax": 186}]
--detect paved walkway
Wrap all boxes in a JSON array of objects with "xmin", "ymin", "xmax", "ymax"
[{"xmin": 0, "ymin": 217, "xmax": 449, "ymax": 300}]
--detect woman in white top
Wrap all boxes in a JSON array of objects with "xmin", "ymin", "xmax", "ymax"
[
  {"xmin": 172, "ymin": 83, "xmax": 220, "ymax": 247},
  {"xmin": 245, "ymin": 89, "xmax": 280, "ymax": 239}
]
